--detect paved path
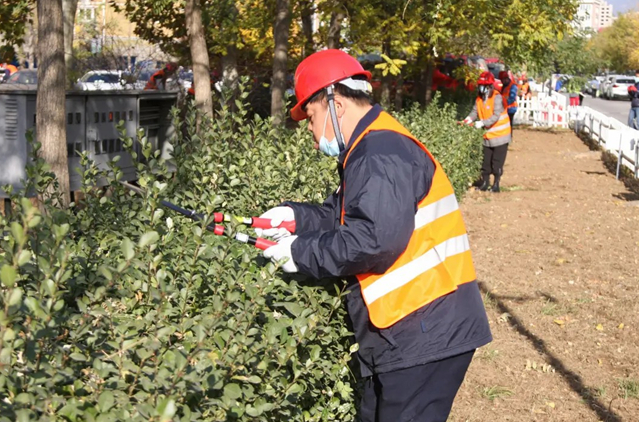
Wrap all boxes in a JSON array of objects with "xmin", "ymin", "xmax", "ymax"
[{"xmin": 580, "ymin": 94, "xmax": 631, "ymax": 126}]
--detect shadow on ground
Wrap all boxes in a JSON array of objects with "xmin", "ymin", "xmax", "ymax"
[{"xmin": 478, "ymin": 281, "xmax": 623, "ymax": 422}]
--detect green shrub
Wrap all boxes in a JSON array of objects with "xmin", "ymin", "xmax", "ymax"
[
  {"xmin": 0, "ymin": 86, "xmax": 481, "ymax": 421},
  {"xmin": 395, "ymin": 95, "xmax": 483, "ymax": 197}
]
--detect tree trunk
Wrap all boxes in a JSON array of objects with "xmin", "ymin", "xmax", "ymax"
[
  {"xmin": 37, "ymin": 0, "xmax": 70, "ymax": 207},
  {"xmin": 300, "ymin": 0, "xmax": 314, "ymax": 57},
  {"xmin": 424, "ymin": 60, "xmax": 435, "ymax": 105},
  {"xmin": 185, "ymin": 0, "xmax": 213, "ymax": 122},
  {"xmin": 327, "ymin": 11, "xmax": 344, "ymax": 49},
  {"xmin": 221, "ymin": 44, "xmax": 238, "ymax": 103},
  {"xmin": 271, "ymin": 0, "xmax": 291, "ymax": 125},
  {"xmin": 394, "ymin": 72, "xmax": 404, "ymax": 111},
  {"xmin": 62, "ymin": 0, "xmax": 78, "ymax": 79},
  {"xmin": 380, "ymin": 38, "xmax": 391, "ymax": 108}
]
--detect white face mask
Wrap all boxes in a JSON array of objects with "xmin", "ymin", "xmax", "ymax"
[{"xmin": 318, "ymin": 110, "xmax": 344, "ymax": 157}]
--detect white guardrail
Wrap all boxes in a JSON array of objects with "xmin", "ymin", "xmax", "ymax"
[{"xmin": 515, "ymin": 92, "xmax": 639, "ymax": 179}]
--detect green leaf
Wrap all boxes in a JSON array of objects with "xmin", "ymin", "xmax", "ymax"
[
  {"xmin": 121, "ymin": 238, "xmax": 135, "ymax": 260},
  {"xmin": 1, "ymin": 265, "xmax": 17, "ymax": 288},
  {"xmin": 98, "ymin": 391, "xmax": 114, "ymax": 412},
  {"xmin": 224, "ymin": 383, "xmax": 242, "ymax": 400},
  {"xmin": 16, "ymin": 250, "xmax": 31, "ymax": 266},
  {"xmin": 157, "ymin": 397, "xmax": 177, "ymax": 422},
  {"xmin": 69, "ymin": 353, "xmax": 87, "ymax": 362},
  {"xmin": 139, "ymin": 231, "xmax": 160, "ymax": 248},
  {"xmin": 8, "ymin": 288, "xmax": 22, "ymax": 307}
]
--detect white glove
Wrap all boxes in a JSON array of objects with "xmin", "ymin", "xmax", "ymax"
[
  {"xmin": 474, "ymin": 121, "xmax": 485, "ymax": 129},
  {"xmin": 255, "ymin": 206, "xmax": 295, "ymax": 240},
  {"xmin": 263, "ymin": 235, "xmax": 298, "ymax": 273},
  {"xmin": 463, "ymin": 117, "xmax": 472, "ymax": 125}
]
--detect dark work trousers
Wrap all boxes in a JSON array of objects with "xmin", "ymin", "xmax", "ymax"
[
  {"xmin": 628, "ymin": 107, "xmax": 639, "ymax": 130},
  {"xmin": 481, "ymin": 144, "xmax": 509, "ymax": 183},
  {"xmin": 508, "ymin": 112, "xmax": 515, "ymax": 141},
  {"xmin": 359, "ymin": 350, "xmax": 475, "ymax": 422}
]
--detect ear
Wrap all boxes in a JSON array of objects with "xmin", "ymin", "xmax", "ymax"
[{"xmin": 332, "ymin": 95, "xmax": 346, "ymax": 118}]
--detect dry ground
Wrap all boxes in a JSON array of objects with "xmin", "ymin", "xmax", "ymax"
[{"xmin": 450, "ymin": 129, "xmax": 639, "ymax": 422}]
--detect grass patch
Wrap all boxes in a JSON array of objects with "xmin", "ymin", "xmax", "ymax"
[
  {"xmin": 541, "ymin": 300, "xmax": 560, "ymax": 316},
  {"xmin": 482, "ymin": 386, "xmax": 513, "ymax": 401},
  {"xmin": 483, "ymin": 291, "xmax": 496, "ymax": 309},
  {"xmin": 618, "ymin": 378, "xmax": 639, "ymax": 399},
  {"xmin": 478, "ymin": 348, "xmax": 500, "ymax": 362}
]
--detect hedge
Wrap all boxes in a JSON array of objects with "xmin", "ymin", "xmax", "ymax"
[{"xmin": 0, "ymin": 87, "xmax": 482, "ymax": 422}]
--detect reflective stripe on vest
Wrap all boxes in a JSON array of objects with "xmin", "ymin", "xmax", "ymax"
[
  {"xmin": 502, "ymin": 82, "xmax": 518, "ymax": 110},
  {"xmin": 340, "ymin": 111, "xmax": 477, "ymax": 329},
  {"xmin": 477, "ymin": 92, "xmax": 511, "ymax": 141}
]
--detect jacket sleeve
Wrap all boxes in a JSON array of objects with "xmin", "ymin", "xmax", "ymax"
[
  {"xmin": 482, "ymin": 94, "xmax": 504, "ymax": 128},
  {"xmin": 466, "ymin": 101, "xmax": 478, "ymax": 121},
  {"xmin": 282, "ymin": 191, "xmax": 340, "ymax": 235},
  {"xmin": 290, "ymin": 133, "xmax": 433, "ymax": 279},
  {"xmin": 508, "ymin": 85, "xmax": 518, "ymax": 106}
]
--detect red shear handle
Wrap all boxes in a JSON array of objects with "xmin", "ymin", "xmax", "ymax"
[
  {"xmin": 254, "ymin": 237, "xmax": 277, "ymax": 251},
  {"xmin": 251, "ymin": 218, "xmax": 297, "ymax": 233}
]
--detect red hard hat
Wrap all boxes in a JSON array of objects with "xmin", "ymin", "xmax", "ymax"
[
  {"xmin": 291, "ymin": 49, "xmax": 372, "ymax": 121},
  {"xmin": 498, "ymin": 71, "xmax": 509, "ymax": 80},
  {"xmin": 165, "ymin": 62, "xmax": 178, "ymax": 72},
  {"xmin": 477, "ymin": 71, "xmax": 495, "ymax": 86}
]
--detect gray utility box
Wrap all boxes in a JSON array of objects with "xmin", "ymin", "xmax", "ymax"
[{"xmin": 0, "ymin": 85, "xmax": 177, "ymax": 197}]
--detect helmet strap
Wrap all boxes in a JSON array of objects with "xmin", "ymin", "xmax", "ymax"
[{"xmin": 326, "ymin": 85, "xmax": 345, "ymax": 152}]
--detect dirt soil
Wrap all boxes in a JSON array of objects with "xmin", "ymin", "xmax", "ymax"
[{"xmin": 450, "ymin": 129, "xmax": 639, "ymax": 422}]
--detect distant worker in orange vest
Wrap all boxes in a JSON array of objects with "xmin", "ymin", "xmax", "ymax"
[
  {"xmin": 257, "ymin": 49, "xmax": 492, "ymax": 422},
  {"xmin": 0, "ymin": 63, "xmax": 18, "ymax": 82},
  {"xmin": 144, "ymin": 62, "xmax": 178, "ymax": 90},
  {"xmin": 464, "ymin": 71, "xmax": 512, "ymax": 192},
  {"xmin": 498, "ymin": 70, "xmax": 518, "ymax": 130},
  {"xmin": 518, "ymin": 74, "xmax": 531, "ymax": 100}
]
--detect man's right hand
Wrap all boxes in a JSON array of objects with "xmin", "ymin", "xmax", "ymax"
[{"xmin": 255, "ymin": 206, "xmax": 295, "ymax": 240}]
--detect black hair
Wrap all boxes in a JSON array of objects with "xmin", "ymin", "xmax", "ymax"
[{"xmin": 304, "ymin": 74, "xmax": 374, "ymax": 111}]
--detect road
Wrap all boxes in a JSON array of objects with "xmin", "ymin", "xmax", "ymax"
[{"xmin": 580, "ymin": 94, "xmax": 632, "ymax": 126}]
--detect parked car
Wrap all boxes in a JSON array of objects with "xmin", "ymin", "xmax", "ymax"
[
  {"xmin": 75, "ymin": 71, "xmax": 125, "ymax": 91},
  {"xmin": 5, "ymin": 70, "xmax": 38, "ymax": 84},
  {"xmin": 602, "ymin": 75, "xmax": 635, "ymax": 99}
]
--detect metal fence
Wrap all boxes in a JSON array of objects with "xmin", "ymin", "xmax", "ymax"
[
  {"xmin": 514, "ymin": 91, "xmax": 639, "ymax": 180},
  {"xmin": 571, "ymin": 106, "xmax": 639, "ymax": 179}
]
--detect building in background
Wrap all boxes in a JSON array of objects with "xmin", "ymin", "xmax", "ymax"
[
  {"xmin": 75, "ymin": 0, "xmax": 171, "ymax": 71},
  {"xmin": 576, "ymin": 0, "xmax": 616, "ymax": 32}
]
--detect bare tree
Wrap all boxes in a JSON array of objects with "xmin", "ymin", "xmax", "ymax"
[
  {"xmin": 271, "ymin": 0, "xmax": 291, "ymax": 125},
  {"xmin": 299, "ymin": 0, "xmax": 314, "ymax": 57},
  {"xmin": 37, "ymin": 0, "xmax": 70, "ymax": 207},
  {"xmin": 62, "ymin": 0, "xmax": 78, "ymax": 75},
  {"xmin": 185, "ymin": 0, "xmax": 213, "ymax": 122},
  {"xmin": 327, "ymin": 11, "xmax": 344, "ymax": 49}
]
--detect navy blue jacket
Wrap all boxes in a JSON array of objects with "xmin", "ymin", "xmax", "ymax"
[
  {"xmin": 284, "ymin": 105, "xmax": 492, "ymax": 376},
  {"xmin": 631, "ymin": 84, "xmax": 639, "ymax": 108}
]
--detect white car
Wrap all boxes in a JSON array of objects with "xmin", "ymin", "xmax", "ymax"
[
  {"xmin": 603, "ymin": 75, "xmax": 635, "ymax": 100},
  {"xmin": 75, "ymin": 71, "xmax": 126, "ymax": 91}
]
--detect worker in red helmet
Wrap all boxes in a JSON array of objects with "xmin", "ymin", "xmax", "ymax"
[
  {"xmin": 498, "ymin": 70, "xmax": 518, "ymax": 131},
  {"xmin": 144, "ymin": 62, "xmax": 178, "ymax": 90},
  {"xmin": 258, "ymin": 49, "xmax": 492, "ymax": 422},
  {"xmin": 463, "ymin": 71, "xmax": 512, "ymax": 192}
]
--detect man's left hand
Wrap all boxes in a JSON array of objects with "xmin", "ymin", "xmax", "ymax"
[{"xmin": 263, "ymin": 235, "xmax": 299, "ymax": 273}]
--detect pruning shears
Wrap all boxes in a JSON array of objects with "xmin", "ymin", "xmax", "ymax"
[{"xmin": 120, "ymin": 182, "xmax": 281, "ymax": 250}]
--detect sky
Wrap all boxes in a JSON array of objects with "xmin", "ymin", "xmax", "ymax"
[{"xmin": 608, "ymin": 0, "xmax": 636, "ymax": 14}]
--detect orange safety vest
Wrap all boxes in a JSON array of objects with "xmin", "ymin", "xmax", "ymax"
[
  {"xmin": 144, "ymin": 69, "xmax": 165, "ymax": 90},
  {"xmin": 477, "ymin": 91, "xmax": 512, "ymax": 141},
  {"xmin": 340, "ymin": 111, "xmax": 477, "ymax": 329},
  {"xmin": 501, "ymin": 82, "xmax": 518, "ymax": 110}
]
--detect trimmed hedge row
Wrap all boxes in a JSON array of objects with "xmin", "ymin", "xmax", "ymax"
[{"xmin": 0, "ymin": 89, "xmax": 482, "ymax": 422}]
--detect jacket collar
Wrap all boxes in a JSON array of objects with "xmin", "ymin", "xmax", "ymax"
[{"xmin": 338, "ymin": 104, "xmax": 383, "ymax": 165}]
